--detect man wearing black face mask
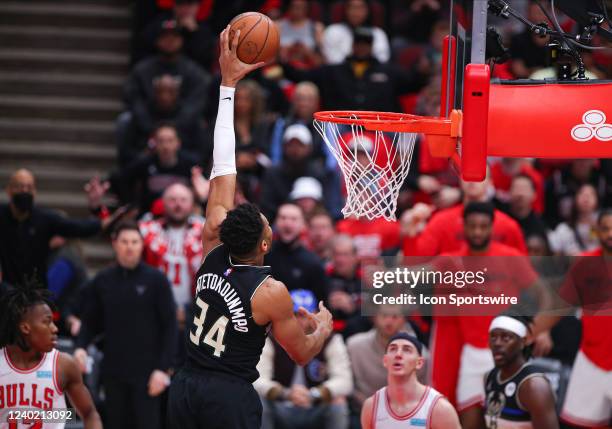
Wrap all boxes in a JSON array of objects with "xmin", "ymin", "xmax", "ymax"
[
  {"xmin": 281, "ymin": 27, "xmax": 429, "ymax": 112},
  {"xmin": 264, "ymin": 202, "xmax": 329, "ymax": 304},
  {"xmin": 0, "ymin": 169, "xmax": 111, "ymax": 287}
]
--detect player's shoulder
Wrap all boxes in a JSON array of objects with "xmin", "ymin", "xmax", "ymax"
[
  {"xmin": 430, "ymin": 393, "xmax": 461, "ymax": 428},
  {"xmin": 56, "ymin": 351, "xmax": 81, "ymax": 383}
]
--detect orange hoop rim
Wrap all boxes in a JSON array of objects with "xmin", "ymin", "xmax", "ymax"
[{"xmin": 313, "ymin": 110, "xmax": 462, "ymax": 137}]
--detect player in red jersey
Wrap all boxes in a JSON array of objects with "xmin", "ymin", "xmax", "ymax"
[
  {"xmin": 428, "ymin": 202, "xmax": 542, "ymax": 429},
  {"xmin": 0, "ymin": 285, "xmax": 102, "ymax": 429},
  {"xmin": 401, "ymin": 173, "xmax": 527, "ymax": 257},
  {"xmin": 537, "ymin": 209, "xmax": 612, "ymax": 428}
]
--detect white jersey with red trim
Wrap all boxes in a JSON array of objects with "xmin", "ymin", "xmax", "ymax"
[
  {"xmin": 140, "ymin": 217, "xmax": 204, "ymax": 307},
  {"xmin": 0, "ymin": 348, "xmax": 67, "ymax": 428},
  {"xmin": 373, "ymin": 385, "xmax": 442, "ymax": 429}
]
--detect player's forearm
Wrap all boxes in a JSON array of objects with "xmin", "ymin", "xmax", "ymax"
[
  {"xmin": 81, "ymin": 407, "xmax": 102, "ymax": 429},
  {"xmin": 300, "ymin": 325, "xmax": 329, "ymax": 365},
  {"xmin": 210, "ymin": 86, "xmax": 237, "ymax": 181}
]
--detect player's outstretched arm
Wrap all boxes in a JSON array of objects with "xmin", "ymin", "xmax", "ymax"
[
  {"xmin": 360, "ymin": 395, "xmax": 374, "ymax": 429},
  {"xmin": 518, "ymin": 376, "xmax": 560, "ymax": 429},
  {"xmin": 58, "ymin": 352, "xmax": 103, "ymax": 429},
  {"xmin": 202, "ymin": 26, "xmax": 265, "ymax": 254},
  {"xmin": 253, "ymin": 279, "xmax": 332, "ymax": 366},
  {"xmin": 430, "ymin": 397, "xmax": 461, "ymax": 429}
]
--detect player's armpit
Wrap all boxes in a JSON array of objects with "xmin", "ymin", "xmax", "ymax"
[
  {"xmin": 430, "ymin": 397, "xmax": 462, "ymax": 429},
  {"xmin": 518, "ymin": 376, "xmax": 560, "ymax": 429},
  {"xmin": 360, "ymin": 396, "xmax": 374, "ymax": 429},
  {"xmin": 57, "ymin": 352, "xmax": 102, "ymax": 429}
]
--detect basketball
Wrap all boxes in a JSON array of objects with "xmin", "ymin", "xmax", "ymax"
[{"xmin": 228, "ymin": 12, "xmax": 280, "ymax": 64}]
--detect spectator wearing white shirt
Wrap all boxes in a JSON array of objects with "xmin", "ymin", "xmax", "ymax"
[{"xmin": 322, "ymin": 0, "xmax": 390, "ymax": 64}]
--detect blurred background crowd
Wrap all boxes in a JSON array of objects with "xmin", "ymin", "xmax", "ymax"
[{"xmin": 1, "ymin": 0, "xmax": 611, "ymax": 428}]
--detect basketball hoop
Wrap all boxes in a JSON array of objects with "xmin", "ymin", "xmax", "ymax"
[{"xmin": 313, "ymin": 110, "xmax": 462, "ymax": 221}]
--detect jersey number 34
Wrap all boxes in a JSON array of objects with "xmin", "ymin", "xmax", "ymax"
[{"xmin": 189, "ymin": 297, "xmax": 229, "ymax": 357}]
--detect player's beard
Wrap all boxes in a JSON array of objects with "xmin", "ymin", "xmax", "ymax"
[{"xmin": 468, "ymin": 237, "xmax": 491, "ymax": 252}]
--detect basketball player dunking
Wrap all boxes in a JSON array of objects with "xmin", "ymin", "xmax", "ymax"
[
  {"xmin": 0, "ymin": 286, "xmax": 102, "ymax": 429},
  {"xmin": 166, "ymin": 26, "xmax": 333, "ymax": 429},
  {"xmin": 361, "ymin": 333, "xmax": 461, "ymax": 429}
]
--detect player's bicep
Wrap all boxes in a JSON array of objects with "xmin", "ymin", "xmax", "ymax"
[
  {"xmin": 259, "ymin": 281, "xmax": 310, "ymax": 364},
  {"xmin": 430, "ymin": 398, "xmax": 462, "ymax": 429},
  {"xmin": 519, "ymin": 377, "xmax": 559, "ymax": 429},
  {"xmin": 206, "ymin": 174, "xmax": 235, "ymax": 219},
  {"xmin": 58, "ymin": 353, "xmax": 97, "ymax": 419},
  {"xmin": 360, "ymin": 396, "xmax": 374, "ymax": 429}
]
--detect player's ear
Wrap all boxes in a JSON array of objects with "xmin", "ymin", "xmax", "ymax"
[
  {"xmin": 415, "ymin": 356, "xmax": 425, "ymax": 370},
  {"xmin": 19, "ymin": 320, "xmax": 31, "ymax": 336}
]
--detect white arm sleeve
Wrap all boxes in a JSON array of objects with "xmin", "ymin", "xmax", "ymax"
[{"xmin": 210, "ymin": 85, "xmax": 237, "ymax": 180}]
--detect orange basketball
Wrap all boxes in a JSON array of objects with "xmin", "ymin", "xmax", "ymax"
[{"xmin": 228, "ymin": 12, "xmax": 280, "ymax": 64}]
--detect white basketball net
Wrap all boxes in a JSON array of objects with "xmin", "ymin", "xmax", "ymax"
[{"xmin": 314, "ymin": 115, "xmax": 417, "ymax": 221}]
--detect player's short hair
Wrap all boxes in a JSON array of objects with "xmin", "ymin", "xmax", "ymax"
[
  {"xmin": 111, "ymin": 220, "xmax": 143, "ymax": 240},
  {"xmin": 463, "ymin": 201, "xmax": 495, "ymax": 222},
  {"xmin": 386, "ymin": 332, "xmax": 423, "ymax": 355},
  {"xmin": 497, "ymin": 311, "xmax": 534, "ymax": 358},
  {"xmin": 220, "ymin": 203, "xmax": 265, "ymax": 256},
  {"xmin": 0, "ymin": 281, "xmax": 54, "ymax": 350}
]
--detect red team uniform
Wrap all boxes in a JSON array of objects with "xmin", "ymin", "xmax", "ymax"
[
  {"xmin": 0, "ymin": 348, "xmax": 67, "ymax": 429},
  {"xmin": 430, "ymin": 242, "xmax": 538, "ymax": 409},
  {"xmin": 559, "ymin": 247, "xmax": 612, "ymax": 427},
  {"xmin": 402, "ymin": 204, "xmax": 527, "ymax": 257},
  {"xmin": 336, "ymin": 218, "xmax": 401, "ymax": 260},
  {"xmin": 140, "ymin": 217, "xmax": 204, "ymax": 308}
]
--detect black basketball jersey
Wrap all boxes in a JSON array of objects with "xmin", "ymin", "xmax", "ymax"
[
  {"xmin": 187, "ymin": 244, "xmax": 271, "ymax": 382},
  {"xmin": 484, "ymin": 363, "xmax": 547, "ymax": 429}
]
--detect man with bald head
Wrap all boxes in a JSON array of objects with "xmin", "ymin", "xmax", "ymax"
[
  {"xmin": 0, "ymin": 169, "xmax": 108, "ymax": 287},
  {"xmin": 140, "ymin": 182, "xmax": 203, "ymax": 327}
]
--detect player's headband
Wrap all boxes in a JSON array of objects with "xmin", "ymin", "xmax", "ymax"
[
  {"xmin": 489, "ymin": 316, "xmax": 528, "ymax": 338},
  {"xmin": 386, "ymin": 332, "xmax": 423, "ymax": 355}
]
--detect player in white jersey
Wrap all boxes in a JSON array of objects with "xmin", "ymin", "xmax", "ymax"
[
  {"xmin": 361, "ymin": 332, "xmax": 460, "ymax": 429},
  {"xmin": 0, "ymin": 285, "xmax": 102, "ymax": 428}
]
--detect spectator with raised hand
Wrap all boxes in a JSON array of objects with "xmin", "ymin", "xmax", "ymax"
[
  {"xmin": 112, "ymin": 122, "xmax": 200, "ymax": 214},
  {"xmin": 123, "ymin": 18, "xmax": 210, "ymax": 162},
  {"xmin": 0, "ymin": 169, "xmax": 120, "ymax": 288},
  {"xmin": 322, "ymin": 0, "xmax": 390, "ymax": 65},
  {"xmin": 74, "ymin": 222, "xmax": 177, "ymax": 429},
  {"xmin": 401, "ymin": 170, "xmax": 527, "ymax": 257}
]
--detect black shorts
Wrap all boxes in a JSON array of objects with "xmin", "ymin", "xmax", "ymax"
[{"xmin": 166, "ymin": 367, "xmax": 262, "ymax": 429}]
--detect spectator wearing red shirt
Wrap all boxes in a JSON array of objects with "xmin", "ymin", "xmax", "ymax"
[
  {"xmin": 428, "ymin": 202, "xmax": 539, "ymax": 429},
  {"xmin": 336, "ymin": 216, "xmax": 401, "ymax": 262},
  {"xmin": 401, "ymin": 172, "xmax": 527, "ymax": 257},
  {"xmin": 491, "ymin": 158, "xmax": 544, "ymax": 214},
  {"xmin": 140, "ymin": 183, "xmax": 203, "ymax": 313},
  {"xmin": 540, "ymin": 209, "xmax": 612, "ymax": 428}
]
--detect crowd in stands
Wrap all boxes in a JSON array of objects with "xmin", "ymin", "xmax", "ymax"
[{"xmin": 1, "ymin": 0, "xmax": 612, "ymax": 428}]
